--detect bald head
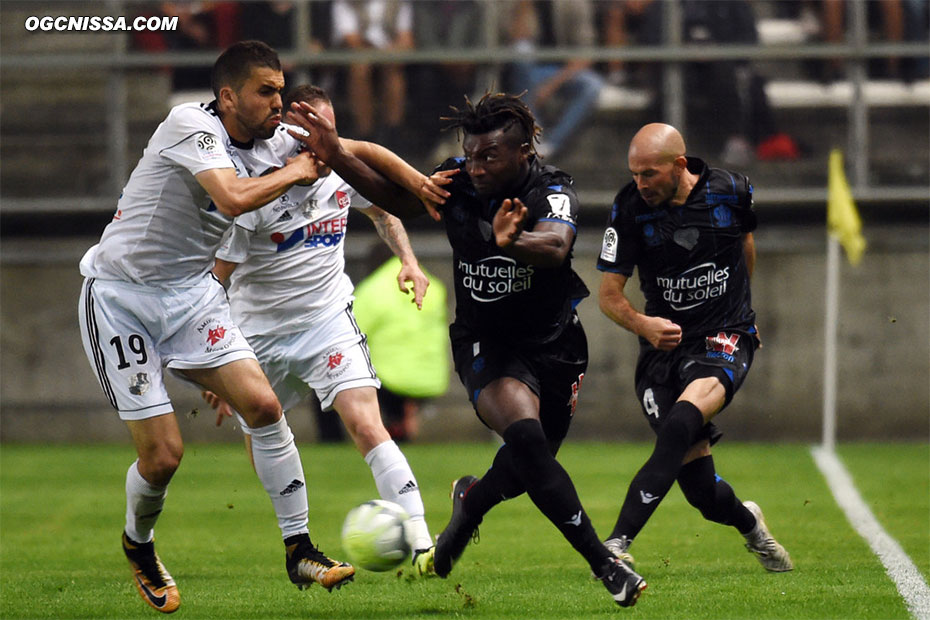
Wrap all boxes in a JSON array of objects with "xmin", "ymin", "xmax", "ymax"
[
  {"xmin": 627, "ymin": 123, "xmax": 694, "ymax": 207},
  {"xmin": 628, "ymin": 123, "xmax": 686, "ymax": 163}
]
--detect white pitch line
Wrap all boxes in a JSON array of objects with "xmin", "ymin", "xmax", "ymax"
[{"xmin": 812, "ymin": 445, "xmax": 930, "ymax": 620}]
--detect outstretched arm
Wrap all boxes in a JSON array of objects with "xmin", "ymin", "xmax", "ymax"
[
  {"xmin": 363, "ymin": 206, "xmax": 430, "ymax": 309},
  {"xmin": 286, "ymin": 102, "xmax": 450, "ymax": 220},
  {"xmin": 599, "ymin": 271, "xmax": 682, "ymax": 350}
]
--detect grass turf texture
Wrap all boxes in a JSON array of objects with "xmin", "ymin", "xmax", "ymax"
[{"xmin": 1, "ymin": 441, "xmax": 926, "ymax": 619}]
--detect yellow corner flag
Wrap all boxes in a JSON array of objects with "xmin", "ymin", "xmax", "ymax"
[{"xmin": 827, "ymin": 149, "xmax": 866, "ymax": 265}]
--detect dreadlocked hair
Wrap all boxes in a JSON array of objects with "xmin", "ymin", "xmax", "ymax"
[{"xmin": 441, "ymin": 92, "xmax": 541, "ymax": 150}]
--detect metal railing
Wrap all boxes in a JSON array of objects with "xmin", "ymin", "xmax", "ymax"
[{"xmin": 1, "ymin": 0, "xmax": 927, "ymax": 214}]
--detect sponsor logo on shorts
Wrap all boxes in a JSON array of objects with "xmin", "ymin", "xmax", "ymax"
[
  {"xmin": 129, "ymin": 372, "xmax": 150, "ymax": 395},
  {"xmin": 705, "ymin": 332, "xmax": 740, "ymax": 363},
  {"xmin": 324, "ymin": 347, "xmax": 352, "ymax": 379},
  {"xmin": 198, "ymin": 318, "xmax": 238, "ymax": 353},
  {"xmin": 568, "ymin": 372, "xmax": 584, "ymax": 416}
]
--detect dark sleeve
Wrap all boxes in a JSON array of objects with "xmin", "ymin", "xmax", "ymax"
[
  {"xmin": 596, "ymin": 188, "xmax": 638, "ymax": 275},
  {"xmin": 532, "ymin": 178, "xmax": 580, "ymax": 232},
  {"xmin": 738, "ymin": 174, "xmax": 757, "ymax": 233}
]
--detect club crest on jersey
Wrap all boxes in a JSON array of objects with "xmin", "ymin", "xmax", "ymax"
[
  {"xmin": 324, "ymin": 346, "xmax": 352, "ymax": 379},
  {"xmin": 128, "ymin": 372, "xmax": 150, "ymax": 396},
  {"xmin": 335, "ymin": 190, "xmax": 350, "ymax": 210},
  {"xmin": 300, "ymin": 198, "xmax": 318, "ymax": 219},
  {"xmin": 705, "ymin": 332, "xmax": 740, "ymax": 362},
  {"xmin": 197, "ymin": 318, "xmax": 238, "ymax": 353}
]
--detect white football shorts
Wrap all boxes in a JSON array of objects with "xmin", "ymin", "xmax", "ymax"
[
  {"xmin": 78, "ymin": 276, "xmax": 257, "ymax": 420},
  {"xmin": 246, "ymin": 301, "xmax": 380, "ymax": 416}
]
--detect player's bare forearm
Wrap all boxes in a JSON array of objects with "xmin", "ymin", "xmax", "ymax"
[
  {"xmin": 599, "ymin": 274, "xmax": 645, "ymax": 335},
  {"xmin": 499, "ymin": 229, "xmax": 570, "ymax": 267},
  {"xmin": 368, "ymin": 207, "xmax": 416, "ymax": 263},
  {"xmin": 196, "ymin": 156, "xmax": 316, "ymax": 217},
  {"xmin": 345, "ymin": 140, "xmax": 426, "ymax": 201},
  {"xmin": 324, "ymin": 145, "xmax": 423, "ymax": 219},
  {"xmin": 599, "ymin": 272, "xmax": 682, "ymax": 349},
  {"xmin": 285, "ymin": 102, "xmax": 425, "ymax": 218}
]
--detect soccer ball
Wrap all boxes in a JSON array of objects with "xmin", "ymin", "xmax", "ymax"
[{"xmin": 341, "ymin": 499, "xmax": 411, "ymax": 572}]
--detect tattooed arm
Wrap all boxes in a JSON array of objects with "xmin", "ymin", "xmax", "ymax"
[{"xmin": 363, "ymin": 206, "xmax": 429, "ymax": 309}]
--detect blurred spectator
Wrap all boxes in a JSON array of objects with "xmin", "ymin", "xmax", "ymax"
[
  {"xmin": 331, "ymin": 0, "xmax": 414, "ymax": 148},
  {"xmin": 599, "ymin": 0, "xmax": 654, "ymax": 86},
  {"xmin": 819, "ymin": 0, "xmax": 926, "ymax": 81},
  {"xmin": 352, "ymin": 243, "xmax": 450, "ymax": 442},
  {"xmin": 134, "ymin": 2, "xmax": 241, "ymax": 91},
  {"xmin": 412, "ymin": 0, "xmax": 486, "ymax": 158},
  {"xmin": 239, "ymin": 1, "xmax": 336, "ymax": 91},
  {"xmin": 504, "ymin": 0, "xmax": 605, "ymax": 159},
  {"xmin": 636, "ymin": 0, "xmax": 800, "ymax": 167}
]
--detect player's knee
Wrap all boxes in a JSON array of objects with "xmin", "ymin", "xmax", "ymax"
[
  {"xmin": 502, "ymin": 418, "xmax": 548, "ymax": 461},
  {"xmin": 655, "ymin": 402, "xmax": 704, "ymax": 455},
  {"xmin": 141, "ymin": 443, "xmax": 183, "ymax": 485},
  {"xmin": 241, "ymin": 393, "xmax": 282, "ymax": 428},
  {"xmin": 351, "ymin": 419, "xmax": 391, "ymax": 453}
]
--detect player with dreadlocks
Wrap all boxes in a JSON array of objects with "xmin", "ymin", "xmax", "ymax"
[{"xmin": 285, "ymin": 92, "xmax": 647, "ymax": 607}]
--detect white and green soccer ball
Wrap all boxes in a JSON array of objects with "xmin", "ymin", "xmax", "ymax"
[{"xmin": 341, "ymin": 499, "xmax": 411, "ymax": 572}]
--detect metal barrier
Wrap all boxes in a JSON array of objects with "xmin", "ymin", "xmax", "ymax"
[{"xmin": 1, "ymin": 0, "xmax": 927, "ymax": 213}]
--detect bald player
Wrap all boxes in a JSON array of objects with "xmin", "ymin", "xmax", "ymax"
[{"xmin": 595, "ymin": 123, "xmax": 793, "ymax": 582}]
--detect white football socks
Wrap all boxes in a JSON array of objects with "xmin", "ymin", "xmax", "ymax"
[
  {"xmin": 365, "ymin": 439, "xmax": 432, "ymax": 551},
  {"xmin": 125, "ymin": 460, "xmax": 166, "ymax": 544},
  {"xmin": 249, "ymin": 416, "xmax": 310, "ymax": 540}
]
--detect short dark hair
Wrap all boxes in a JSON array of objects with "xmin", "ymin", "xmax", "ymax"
[
  {"xmin": 284, "ymin": 84, "xmax": 331, "ymax": 109},
  {"xmin": 442, "ymin": 92, "xmax": 540, "ymax": 149},
  {"xmin": 211, "ymin": 40, "xmax": 281, "ymax": 98}
]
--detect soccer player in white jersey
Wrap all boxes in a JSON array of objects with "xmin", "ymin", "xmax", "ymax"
[
  {"xmin": 203, "ymin": 84, "xmax": 439, "ymax": 576},
  {"xmin": 77, "ymin": 41, "xmax": 447, "ymax": 614}
]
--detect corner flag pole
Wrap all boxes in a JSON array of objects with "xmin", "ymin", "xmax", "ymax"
[
  {"xmin": 822, "ymin": 236, "xmax": 840, "ymax": 452},
  {"xmin": 823, "ymin": 149, "xmax": 866, "ymax": 452}
]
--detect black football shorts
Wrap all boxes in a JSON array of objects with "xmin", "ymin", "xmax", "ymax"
[
  {"xmin": 634, "ymin": 327, "xmax": 758, "ymax": 444},
  {"xmin": 451, "ymin": 314, "xmax": 588, "ymax": 443}
]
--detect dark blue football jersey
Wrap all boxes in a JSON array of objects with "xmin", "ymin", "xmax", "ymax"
[
  {"xmin": 596, "ymin": 157, "xmax": 756, "ymax": 342},
  {"xmin": 436, "ymin": 156, "xmax": 589, "ymax": 346}
]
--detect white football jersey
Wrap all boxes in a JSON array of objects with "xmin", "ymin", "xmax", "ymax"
[
  {"xmin": 217, "ymin": 169, "xmax": 372, "ymax": 338},
  {"xmin": 83, "ymin": 102, "xmax": 284, "ymax": 286}
]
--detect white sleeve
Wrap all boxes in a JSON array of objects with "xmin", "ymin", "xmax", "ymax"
[
  {"xmin": 159, "ymin": 107, "xmax": 235, "ymax": 176},
  {"xmin": 395, "ymin": 1, "xmax": 413, "ymax": 33},
  {"xmin": 350, "ymin": 186, "xmax": 373, "ymax": 210},
  {"xmin": 331, "ymin": 0, "xmax": 359, "ymax": 43},
  {"xmin": 216, "ymin": 223, "xmax": 253, "ymax": 264}
]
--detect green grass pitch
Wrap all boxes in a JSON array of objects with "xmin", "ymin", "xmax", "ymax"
[{"xmin": 1, "ymin": 441, "xmax": 926, "ymax": 619}]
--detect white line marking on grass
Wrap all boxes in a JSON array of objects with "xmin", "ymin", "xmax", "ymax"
[{"xmin": 812, "ymin": 445, "xmax": 930, "ymax": 620}]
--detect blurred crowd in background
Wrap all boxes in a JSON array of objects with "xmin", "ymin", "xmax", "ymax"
[{"xmin": 131, "ymin": 0, "xmax": 930, "ymax": 169}]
